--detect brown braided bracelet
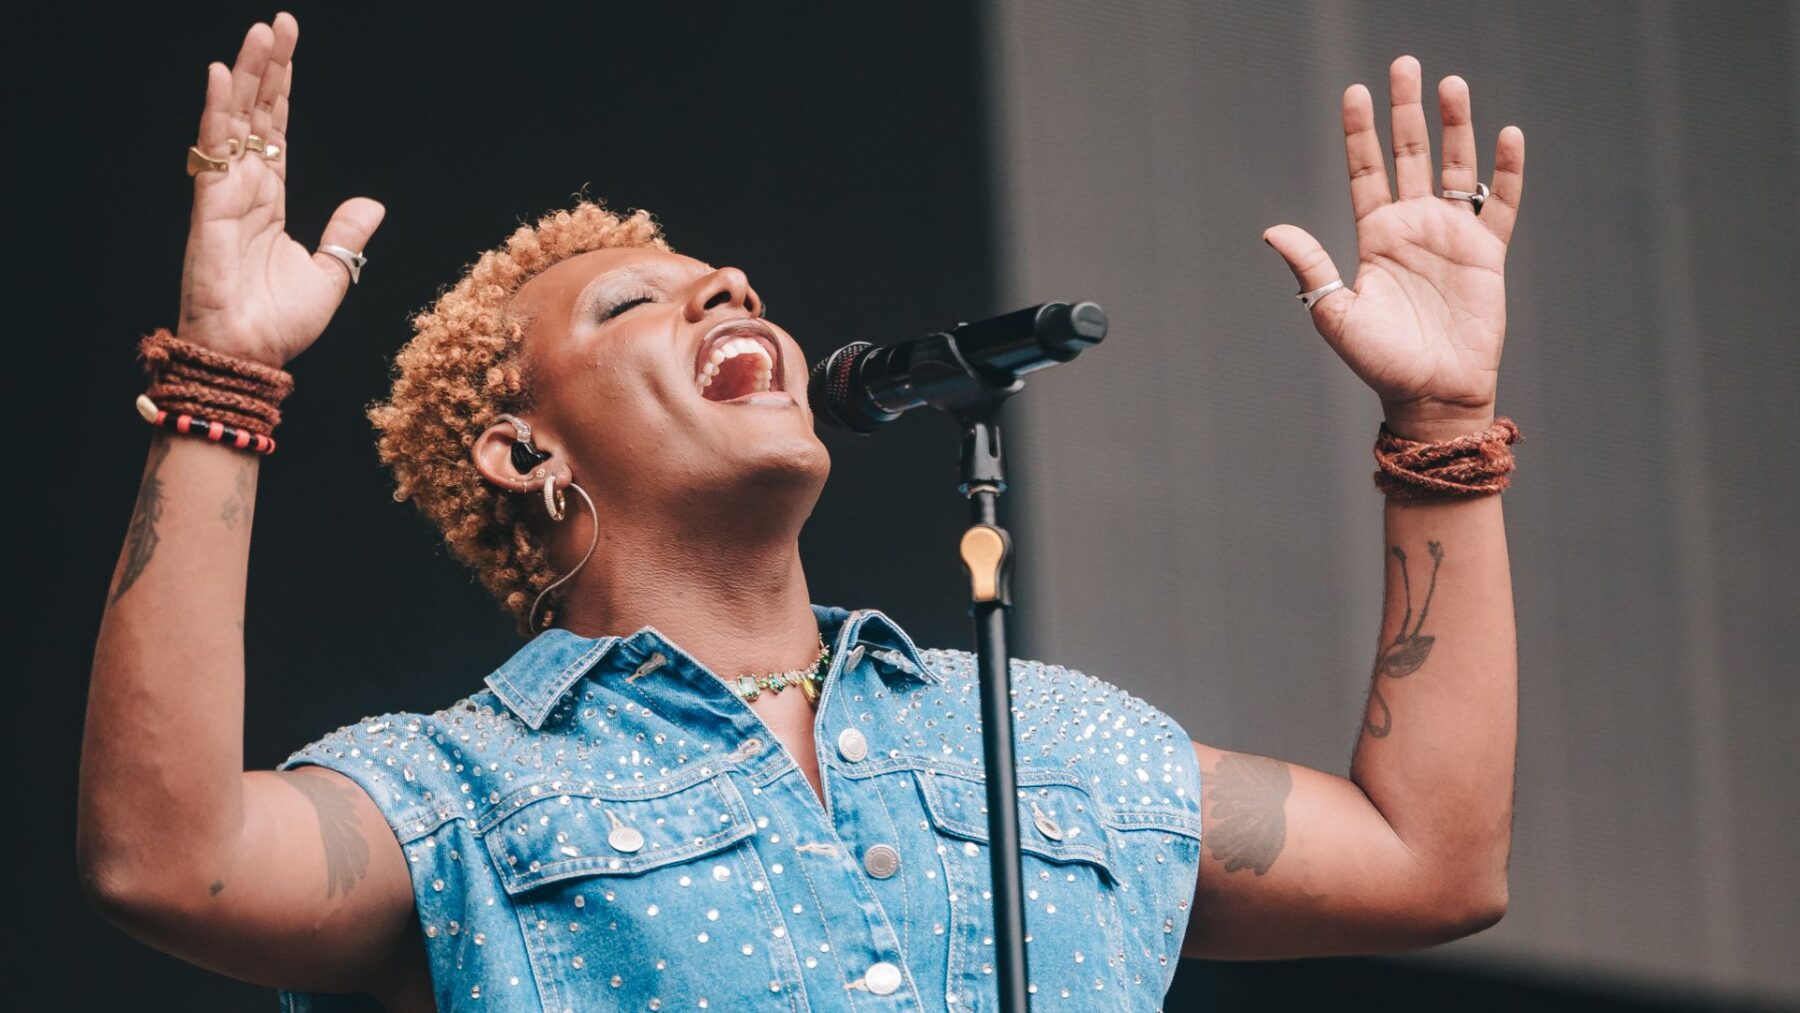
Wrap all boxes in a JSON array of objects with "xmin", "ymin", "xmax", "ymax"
[
  {"xmin": 1372, "ymin": 416, "xmax": 1523, "ymax": 502},
  {"xmin": 136, "ymin": 327, "xmax": 294, "ymax": 453}
]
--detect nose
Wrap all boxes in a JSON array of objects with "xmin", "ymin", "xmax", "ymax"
[{"xmin": 682, "ymin": 266, "xmax": 763, "ymax": 323}]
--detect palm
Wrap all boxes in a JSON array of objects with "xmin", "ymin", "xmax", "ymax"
[
  {"xmin": 1264, "ymin": 56, "xmax": 1526, "ymax": 425},
  {"xmin": 178, "ymin": 14, "xmax": 383, "ymax": 369},
  {"xmin": 1332, "ymin": 196, "xmax": 1508, "ymax": 408}
]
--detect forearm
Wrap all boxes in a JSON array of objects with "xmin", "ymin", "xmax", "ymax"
[
  {"xmin": 1348, "ymin": 483, "xmax": 1516, "ymax": 906},
  {"xmin": 78, "ymin": 430, "xmax": 257, "ymax": 899}
]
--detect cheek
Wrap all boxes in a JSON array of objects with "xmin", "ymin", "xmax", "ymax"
[{"xmin": 560, "ymin": 366, "xmax": 699, "ymax": 453}]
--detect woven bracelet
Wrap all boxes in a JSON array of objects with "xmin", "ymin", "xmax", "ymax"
[
  {"xmin": 135, "ymin": 327, "xmax": 293, "ymax": 455},
  {"xmin": 137, "ymin": 327, "xmax": 293, "ymax": 433},
  {"xmin": 1372, "ymin": 416, "xmax": 1523, "ymax": 501}
]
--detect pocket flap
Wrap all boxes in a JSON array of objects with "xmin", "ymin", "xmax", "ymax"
[
  {"xmin": 484, "ymin": 776, "xmax": 754, "ymax": 894},
  {"xmin": 917, "ymin": 770, "xmax": 1117, "ymax": 880}
]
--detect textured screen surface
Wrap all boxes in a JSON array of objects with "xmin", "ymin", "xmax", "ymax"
[{"xmin": 986, "ymin": 0, "xmax": 1800, "ymax": 1002}]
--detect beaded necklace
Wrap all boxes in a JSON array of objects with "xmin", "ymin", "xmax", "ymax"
[{"xmin": 727, "ymin": 634, "xmax": 831, "ymax": 705}]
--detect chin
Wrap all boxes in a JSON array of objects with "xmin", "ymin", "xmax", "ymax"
[{"xmin": 746, "ymin": 435, "xmax": 831, "ymax": 490}]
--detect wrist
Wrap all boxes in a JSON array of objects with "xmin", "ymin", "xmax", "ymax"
[
  {"xmin": 137, "ymin": 327, "xmax": 292, "ymax": 457},
  {"xmin": 1380, "ymin": 410, "xmax": 1496, "ymax": 442},
  {"xmin": 175, "ymin": 332, "xmax": 290, "ymax": 371}
]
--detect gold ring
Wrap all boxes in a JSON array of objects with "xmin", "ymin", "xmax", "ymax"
[
  {"xmin": 186, "ymin": 145, "xmax": 229, "ymax": 177},
  {"xmin": 261, "ymin": 142, "xmax": 282, "ymax": 161},
  {"xmin": 227, "ymin": 137, "xmax": 242, "ymax": 158},
  {"xmin": 245, "ymin": 134, "xmax": 265, "ymax": 153}
]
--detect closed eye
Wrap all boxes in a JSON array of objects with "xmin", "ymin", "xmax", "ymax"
[{"xmin": 600, "ymin": 294, "xmax": 657, "ymax": 322}]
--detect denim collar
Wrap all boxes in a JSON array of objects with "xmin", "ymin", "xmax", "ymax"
[{"xmin": 484, "ymin": 603, "xmax": 937, "ymax": 730}]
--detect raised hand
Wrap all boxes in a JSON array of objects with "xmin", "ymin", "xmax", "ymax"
[
  {"xmin": 1263, "ymin": 55, "xmax": 1525, "ymax": 440},
  {"xmin": 179, "ymin": 12, "xmax": 385, "ymax": 368}
]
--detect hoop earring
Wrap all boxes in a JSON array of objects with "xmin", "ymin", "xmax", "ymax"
[
  {"xmin": 529, "ymin": 480, "xmax": 598, "ymax": 633},
  {"xmin": 542, "ymin": 473, "xmax": 567, "ymax": 521}
]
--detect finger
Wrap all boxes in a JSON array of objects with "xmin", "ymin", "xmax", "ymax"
[
  {"xmin": 1342, "ymin": 84, "xmax": 1390, "ymax": 223},
  {"xmin": 1437, "ymin": 75, "xmax": 1478, "ymax": 207},
  {"xmin": 272, "ymin": 61, "xmax": 293, "ymax": 219},
  {"xmin": 272, "ymin": 60, "xmax": 293, "ymax": 139},
  {"xmin": 253, "ymin": 13, "xmax": 298, "ymax": 156},
  {"xmin": 314, "ymin": 198, "xmax": 388, "ymax": 291},
  {"xmin": 1262, "ymin": 224, "xmax": 1354, "ymax": 339},
  {"xmin": 1388, "ymin": 55, "xmax": 1433, "ymax": 200},
  {"xmin": 1482, "ymin": 126, "xmax": 1526, "ymax": 247},
  {"xmin": 227, "ymin": 22, "xmax": 274, "ymax": 148},
  {"xmin": 195, "ymin": 61, "xmax": 236, "ymax": 165}
]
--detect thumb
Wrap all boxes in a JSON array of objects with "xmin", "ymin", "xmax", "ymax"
[
  {"xmin": 1262, "ymin": 224, "xmax": 1352, "ymax": 328},
  {"xmin": 313, "ymin": 197, "xmax": 386, "ymax": 289}
]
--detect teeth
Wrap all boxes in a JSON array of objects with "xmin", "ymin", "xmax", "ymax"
[{"xmin": 694, "ymin": 335, "xmax": 775, "ymax": 394}]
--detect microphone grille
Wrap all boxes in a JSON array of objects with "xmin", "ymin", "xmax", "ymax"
[{"xmin": 808, "ymin": 342, "xmax": 875, "ymax": 433}]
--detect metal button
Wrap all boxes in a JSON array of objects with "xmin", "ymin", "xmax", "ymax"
[
  {"xmin": 1031, "ymin": 801, "xmax": 1065, "ymax": 841},
  {"xmin": 863, "ymin": 844, "xmax": 900, "ymax": 879},
  {"xmin": 844, "ymin": 644, "xmax": 865, "ymax": 669},
  {"xmin": 837, "ymin": 727, "xmax": 869, "ymax": 762},
  {"xmin": 608, "ymin": 826, "xmax": 644, "ymax": 854},
  {"xmin": 865, "ymin": 961, "xmax": 902, "ymax": 995}
]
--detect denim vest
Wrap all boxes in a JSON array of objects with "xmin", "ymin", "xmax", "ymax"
[{"xmin": 276, "ymin": 604, "xmax": 1203, "ymax": 1011}]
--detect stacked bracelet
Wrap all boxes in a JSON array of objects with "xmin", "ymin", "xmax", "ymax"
[
  {"xmin": 135, "ymin": 327, "xmax": 292, "ymax": 456},
  {"xmin": 1372, "ymin": 416, "xmax": 1523, "ymax": 501},
  {"xmin": 136, "ymin": 394, "xmax": 277, "ymax": 454}
]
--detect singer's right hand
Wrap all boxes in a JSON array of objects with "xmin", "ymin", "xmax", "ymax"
[{"xmin": 179, "ymin": 12, "xmax": 385, "ymax": 369}]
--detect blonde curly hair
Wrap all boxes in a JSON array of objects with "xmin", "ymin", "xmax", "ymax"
[{"xmin": 366, "ymin": 197, "xmax": 670, "ymax": 636}]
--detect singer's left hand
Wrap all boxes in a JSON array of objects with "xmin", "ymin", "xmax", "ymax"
[{"xmin": 1262, "ymin": 55, "xmax": 1525, "ymax": 440}]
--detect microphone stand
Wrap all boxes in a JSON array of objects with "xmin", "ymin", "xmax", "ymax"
[
  {"xmin": 955, "ymin": 409, "xmax": 1030, "ymax": 1013},
  {"xmin": 813, "ymin": 301, "xmax": 1107, "ymax": 1012}
]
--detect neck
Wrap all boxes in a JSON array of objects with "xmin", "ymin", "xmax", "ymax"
[{"xmin": 552, "ymin": 519, "xmax": 822, "ymax": 684}]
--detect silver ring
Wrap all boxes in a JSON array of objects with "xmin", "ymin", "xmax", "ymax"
[
  {"xmin": 1440, "ymin": 181, "xmax": 1490, "ymax": 215},
  {"xmin": 1296, "ymin": 278, "xmax": 1345, "ymax": 310},
  {"xmin": 318, "ymin": 244, "xmax": 368, "ymax": 285}
]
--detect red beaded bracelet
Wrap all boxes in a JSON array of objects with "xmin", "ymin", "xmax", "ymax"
[{"xmin": 136, "ymin": 394, "xmax": 277, "ymax": 455}]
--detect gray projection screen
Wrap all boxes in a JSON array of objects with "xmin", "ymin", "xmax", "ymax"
[{"xmin": 986, "ymin": 0, "xmax": 1800, "ymax": 1005}]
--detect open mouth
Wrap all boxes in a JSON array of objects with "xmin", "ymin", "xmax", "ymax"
[{"xmin": 694, "ymin": 319, "xmax": 784, "ymax": 403}]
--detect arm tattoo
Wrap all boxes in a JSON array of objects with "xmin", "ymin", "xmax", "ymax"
[
  {"xmin": 1204, "ymin": 753, "xmax": 1292, "ymax": 875},
  {"xmin": 218, "ymin": 456, "xmax": 256, "ymax": 529},
  {"xmin": 1363, "ymin": 540, "xmax": 1445, "ymax": 739},
  {"xmin": 110, "ymin": 437, "xmax": 174, "ymax": 604},
  {"xmin": 282, "ymin": 770, "xmax": 372, "ymax": 899}
]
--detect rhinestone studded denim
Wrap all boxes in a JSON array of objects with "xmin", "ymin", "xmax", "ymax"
[{"xmin": 276, "ymin": 604, "xmax": 1203, "ymax": 1011}]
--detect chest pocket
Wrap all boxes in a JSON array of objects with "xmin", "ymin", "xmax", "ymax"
[
  {"xmin": 914, "ymin": 768, "xmax": 1132, "ymax": 1010},
  {"xmin": 916, "ymin": 769, "xmax": 1118, "ymax": 881},
  {"xmin": 481, "ymin": 773, "xmax": 801, "ymax": 1012},
  {"xmin": 485, "ymin": 773, "xmax": 755, "ymax": 891}
]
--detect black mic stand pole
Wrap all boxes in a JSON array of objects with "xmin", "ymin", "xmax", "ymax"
[
  {"xmin": 955, "ymin": 409, "xmax": 1029, "ymax": 1013},
  {"xmin": 812, "ymin": 300, "xmax": 1108, "ymax": 1013}
]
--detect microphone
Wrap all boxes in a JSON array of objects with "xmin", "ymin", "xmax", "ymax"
[{"xmin": 808, "ymin": 301, "xmax": 1107, "ymax": 434}]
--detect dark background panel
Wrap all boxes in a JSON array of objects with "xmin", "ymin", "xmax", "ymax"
[
  {"xmin": 41, "ymin": 2, "xmax": 998, "ymax": 782},
  {"xmin": 26, "ymin": 2, "xmax": 991, "ymax": 1007}
]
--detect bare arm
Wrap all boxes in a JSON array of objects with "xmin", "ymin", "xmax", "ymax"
[
  {"xmin": 1183, "ymin": 487, "xmax": 1514, "ymax": 958},
  {"xmin": 74, "ymin": 12, "xmax": 408, "ymax": 995},
  {"xmin": 1183, "ymin": 54, "xmax": 1526, "ymax": 958}
]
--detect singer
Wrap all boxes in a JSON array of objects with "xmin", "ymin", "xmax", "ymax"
[{"xmin": 77, "ymin": 12, "xmax": 1526, "ymax": 1013}]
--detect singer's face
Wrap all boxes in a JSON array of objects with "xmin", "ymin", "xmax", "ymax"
[{"xmin": 509, "ymin": 247, "xmax": 829, "ymax": 513}]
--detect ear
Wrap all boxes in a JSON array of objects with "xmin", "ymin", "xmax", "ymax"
[{"xmin": 472, "ymin": 417, "xmax": 556, "ymax": 493}]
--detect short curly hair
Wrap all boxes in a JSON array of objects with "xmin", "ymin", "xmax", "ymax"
[{"xmin": 366, "ymin": 197, "xmax": 670, "ymax": 636}]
